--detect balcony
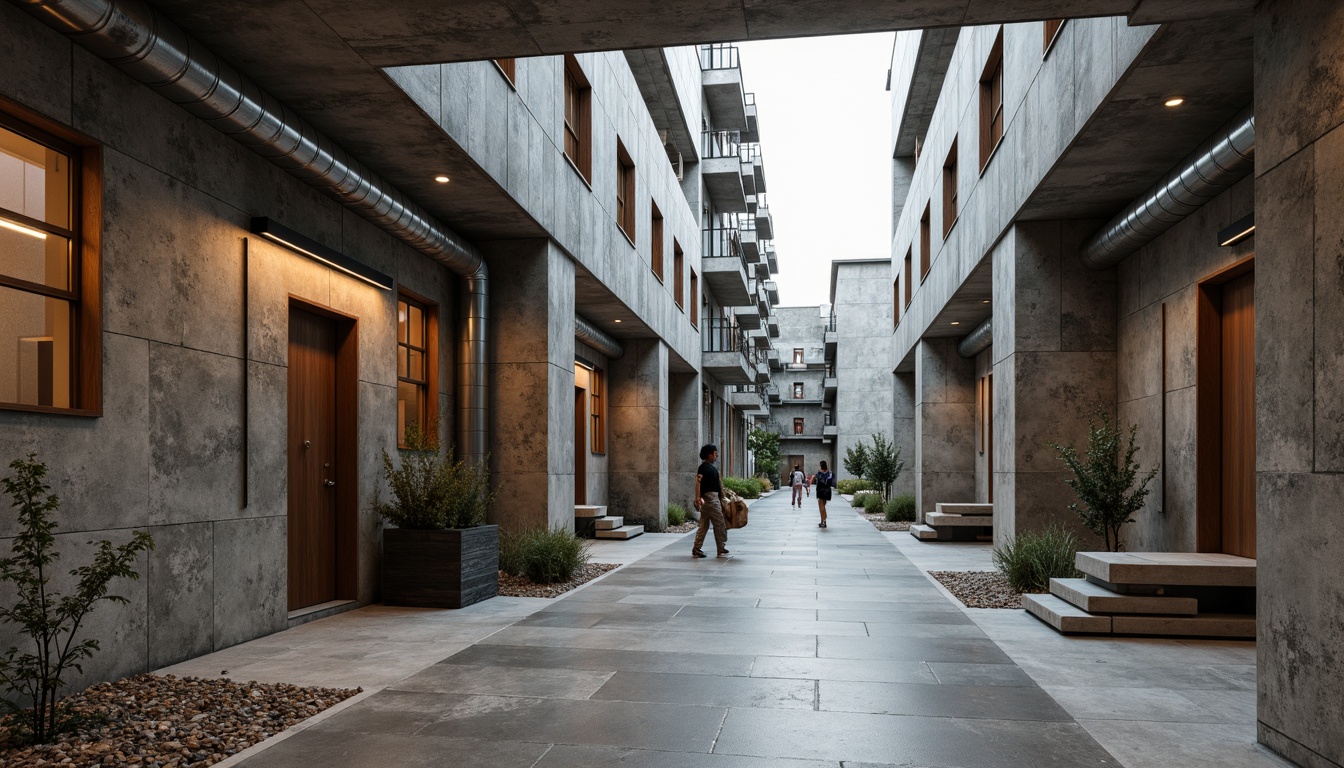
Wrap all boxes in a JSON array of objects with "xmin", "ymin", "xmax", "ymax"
[
  {"xmin": 749, "ymin": 327, "xmax": 770, "ymax": 349},
  {"xmin": 701, "ymin": 45, "xmax": 748, "ymax": 131},
  {"xmin": 765, "ymin": 242, "xmax": 779, "ymax": 275},
  {"xmin": 731, "ymin": 303, "xmax": 760, "ymax": 331},
  {"xmin": 702, "ymin": 226, "xmax": 752, "ymax": 306},
  {"xmin": 767, "ymin": 314, "xmax": 780, "ymax": 338},
  {"xmin": 765, "ymin": 382, "xmax": 780, "ymax": 402},
  {"xmin": 824, "ymin": 310, "xmax": 838, "ymax": 359},
  {"xmin": 764, "ymin": 280, "xmax": 779, "ymax": 305},
  {"xmin": 702, "ymin": 131, "xmax": 748, "ymax": 213},
  {"xmin": 743, "ymin": 92, "xmax": 759, "ymax": 142},
  {"xmin": 740, "ymin": 222, "xmax": 759, "ymax": 260},
  {"xmin": 823, "ymin": 373, "xmax": 837, "ymax": 401},
  {"xmin": 767, "ymin": 347, "xmax": 781, "ymax": 371},
  {"xmin": 756, "ymin": 200, "xmax": 774, "ymax": 239},
  {"xmin": 701, "ymin": 319, "xmax": 753, "ymax": 385},
  {"xmin": 729, "ymin": 386, "xmax": 759, "ymax": 410},
  {"xmin": 756, "ymin": 282, "xmax": 770, "ymax": 315},
  {"xmin": 740, "ymin": 143, "xmax": 761, "ymax": 198}
]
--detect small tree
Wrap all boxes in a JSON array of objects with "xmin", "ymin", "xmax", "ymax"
[
  {"xmin": 1049, "ymin": 412, "xmax": 1158, "ymax": 552},
  {"xmin": 747, "ymin": 428, "xmax": 781, "ymax": 480},
  {"xmin": 376, "ymin": 422, "xmax": 492, "ymax": 530},
  {"xmin": 0, "ymin": 454, "xmax": 155, "ymax": 744},
  {"xmin": 843, "ymin": 440, "xmax": 870, "ymax": 481},
  {"xmin": 865, "ymin": 433, "xmax": 904, "ymax": 502}
]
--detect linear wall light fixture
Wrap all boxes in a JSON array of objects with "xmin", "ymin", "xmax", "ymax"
[
  {"xmin": 1218, "ymin": 212, "xmax": 1255, "ymax": 247},
  {"xmin": 250, "ymin": 217, "xmax": 394, "ymax": 290}
]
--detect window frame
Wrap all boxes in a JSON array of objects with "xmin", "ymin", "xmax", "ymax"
[
  {"xmin": 1043, "ymin": 19, "xmax": 1066, "ymax": 56},
  {"xmin": 673, "ymin": 239, "xmax": 685, "ymax": 311},
  {"xmin": 0, "ymin": 103, "xmax": 102, "ymax": 417},
  {"xmin": 689, "ymin": 268, "xmax": 699, "ymax": 328},
  {"xmin": 792, "ymin": 348, "xmax": 804, "ymax": 365},
  {"xmin": 650, "ymin": 201, "xmax": 664, "ymax": 282},
  {"xmin": 793, "ymin": 417, "xmax": 804, "ymax": 435},
  {"xmin": 903, "ymin": 247, "xmax": 913, "ymax": 308},
  {"xmin": 615, "ymin": 138, "xmax": 636, "ymax": 243},
  {"xmin": 590, "ymin": 366, "xmax": 606, "ymax": 454},
  {"xmin": 793, "ymin": 382, "xmax": 804, "ymax": 399},
  {"xmin": 493, "ymin": 58, "xmax": 517, "ymax": 87},
  {"xmin": 919, "ymin": 204, "xmax": 931, "ymax": 283},
  {"xmin": 396, "ymin": 289, "xmax": 440, "ymax": 448},
  {"xmin": 562, "ymin": 55, "xmax": 592, "ymax": 183},
  {"xmin": 943, "ymin": 138, "xmax": 959, "ymax": 237},
  {"xmin": 979, "ymin": 30, "xmax": 1005, "ymax": 172}
]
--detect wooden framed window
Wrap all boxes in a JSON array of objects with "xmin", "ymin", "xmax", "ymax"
[
  {"xmin": 651, "ymin": 202, "xmax": 664, "ymax": 281},
  {"xmin": 590, "ymin": 367, "xmax": 606, "ymax": 454},
  {"xmin": 673, "ymin": 239, "xmax": 684, "ymax": 310},
  {"xmin": 562, "ymin": 55, "xmax": 592, "ymax": 182},
  {"xmin": 893, "ymin": 278, "xmax": 900, "ymax": 326},
  {"xmin": 943, "ymin": 139, "xmax": 958, "ymax": 236},
  {"xmin": 616, "ymin": 139, "xmax": 635, "ymax": 242},
  {"xmin": 793, "ymin": 417, "xmax": 804, "ymax": 435},
  {"xmin": 1043, "ymin": 19, "xmax": 1065, "ymax": 54},
  {"xmin": 397, "ymin": 291, "xmax": 439, "ymax": 446},
  {"xmin": 690, "ymin": 269, "xmax": 699, "ymax": 327},
  {"xmin": 0, "ymin": 109, "xmax": 102, "ymax": 415},
  {"xmin": 493, "ymin": 58, "xmax": 516, "ymax": 86},
  {"xmin": 903, "ymin": 248, "xmax": 913, "ymax": 307},
  {"xmin": 919, "ymin": 204, "xmax": 931, "ymax": 282},
  {"xmin": 792, "ymin": 348, "xmax": 804, "ymax": 364},
  {"xmin": 979, "ymin": 30, "xmax": 1004, "ymax": 170},
  {"xmin": 793, "ymin": 382, "xmax": 804, "ymax": 399}
]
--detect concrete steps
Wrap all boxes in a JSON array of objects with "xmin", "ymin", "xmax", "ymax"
[
  {"xmin": 909, "ymin": 524, "xmax": 940, "ymax": 541},
  {"xmin": 936, "ymin": 503, "xmax": 992, "ymax": 516},
  {"xmin": 1024, "ymin": 552, "xmax": 1256, "ymax": 639},
  {"xmin": 595, "ymin": 524, "xmax": 645, "ymax": 539},
  {"xmin": 573, "ymin": 505, "xmax": 643, "ymax": 540},
  {"xmin": 909, "ymin": 503, "xmax": 993, "ymax": 542}
]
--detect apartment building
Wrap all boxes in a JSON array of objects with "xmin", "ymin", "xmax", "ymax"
[{"xmin": 767, "ymin": 306, "xmax": 833, "ymax": 484}]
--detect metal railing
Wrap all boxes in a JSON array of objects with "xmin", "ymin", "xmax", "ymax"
[
  {"xmin": 739, "ymin": 214, "xmax": 756, "ymax": 234},
  {"xmin": 702, "ymin": 226, "xmax": 743, "ymax": 261},
  {"xmin": 740, "ymin": 143, "xmax": 761, "ymax": 164},
  {"xmin": 825, "ymin": 310, "xmax": 837, "ymax": 333},
  {"xmin": 702, "ymin": 130, "xmax": 741, "ymax": 159},
  {"xmin": 745, "ymin": 92, "xmax": 756, "ymax": 106},
  {"xmin": 702, "ymin": 318, "xmax": 746, "ymax": 353},
  {"xmin": 700, "ymin": 43, "xmax": 740, "ymax": 70}
]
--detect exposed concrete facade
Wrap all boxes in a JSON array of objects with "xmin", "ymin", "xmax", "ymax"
[
  {"xmin": 830, "ymin": 260, "xmax": 900, "ymax": 489},
  {"xmin": 769, "ymin": 307, "xmax": 833, "ymax": 484}
]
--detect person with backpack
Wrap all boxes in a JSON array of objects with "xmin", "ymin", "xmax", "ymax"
[
  {"xmin": 790, "ymin": 465, "xmax": 805, "ymax": 508},
  {"xmin": 814, "ymin": 460, "xmax": 836, "ymax": 528}
]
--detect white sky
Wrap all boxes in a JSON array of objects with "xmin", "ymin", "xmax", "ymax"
[{"xmin": 737, "ymin": 33, "xmax": 896, "ymax": 309}]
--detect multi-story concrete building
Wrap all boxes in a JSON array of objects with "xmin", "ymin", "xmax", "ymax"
[{"xmin": 768, "ymin": 306, "xmax": 832, "ymax": 485}]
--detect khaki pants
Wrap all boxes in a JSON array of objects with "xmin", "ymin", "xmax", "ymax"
[{"xmin": 694, "ymin": 491, "xmax": 728, "ymax": 553}]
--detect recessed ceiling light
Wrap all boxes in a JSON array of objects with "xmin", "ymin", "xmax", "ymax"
[
  {"xmin": 951, "ymin": 321, "xmax": 961, "ymax": 326},
  {"xmin": 981, "ymin": 300, "xmax": 990, "ymax": 304},
  {"xmin": 1164, "ymin": 97, "xmax": 1184, "ymax": 107},
  {"xmin": 434, "ymin": 175, "xmax": 451, "ymax": 183},
  {"xmin": 614, "ymin": 319, "xmax": 622, "ymax": 323}
]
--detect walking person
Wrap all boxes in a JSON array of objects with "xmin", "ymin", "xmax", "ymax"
[
  {"xmin": 804, "ymin": 472, "xmax": 811, "ymax": 498},
  {"xmin": 790, "ymin": 464, "xmax": 805, "ymax": 508},
  {"xmin": 815, "ymin": 460, "xmax": 836, "ymax": 528},
  {"xmin": 692, "ymin": 444, "xmax": 730, "ymax": 558}
]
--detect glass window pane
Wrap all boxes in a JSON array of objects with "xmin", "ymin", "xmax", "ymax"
[
  {"xmin": 397, "ymin": 347, "xmax": 407, "ymax": 379},
  {"xmin": 0, "ymin": 128, "xmax": 70, "ymax": 230},
  {"xmin": 407, "ymin": 348, "xmax": 424, "ymax": 382},
  {"xmin": 0, "ymin": 219, "xmax": 70, "ymax": 290},
  {"xmin": 397, "ymin": 380, "xmax": 423, "ymax": 443},
  {"xmin": 408, "ymin": 304, "xmax": 423, "ymax": 346},
  {"xmin": 397, "ymin": 300, "xmax": 408, "ymax": 344},
  {"xmin": 0, "ymin": 286, "xmax": 72, "ymax": 408}
]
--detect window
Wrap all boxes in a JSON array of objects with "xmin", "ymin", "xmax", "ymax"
[
  {"xmin": 979, "ymin": 30, "xmax": 1004, "ymax": 170},
  {"xmin": 919, "ymin": 204, "xmax": 931, "ymax": 282},
  {"xmin": 397, "ymin": 293, "xmax": 438, "ymax": 446},
  {"xmin": 793, "ymin": 382, "xmax": 804, "ymax": 399},
  {"xmin": 903, "ymin": 248, "xmax": 913, "ymax": 308},
  {"xmin": 893, "ymin": 278, "xmax": 900, "ymax": 326},
  {"xmin": 673, "ymin": 239, "xmax": 684, "ymax": 310},
  {"xmin": 793, "ymin": 418, "xmax": 804, "ymax": 435},
  {"xmin": 562, "ymin": 55, "xmax": 592, "ymax": 182},
  {"xmin": 690, "ymin": 269, "xmax": 699, "ymax": 327},
  {"xmin": 494, "ymin": 58, "xmax": 516, "ymax": 85},
  {"xmin": 616, "ymin": 138, "xmax": 635, "ymax": 242},
  {"xmin": 792, "ymin": 348, "xmax": 804, "ymax": 364},
  {"xmin": 590, "ymin": 367, "xmax": 606, "ymax": 454},
  {"xmin": 943, "ymin": 139, "xmax": 958, "ymax": 236},
  {"xmin": 0, "ymin": 112, "xmax": 100, "ymax": 415},
  {"xmin": 650, "ymin": 202, "xmax": 664, "ymax": 281},
  {"xmin": 1043, "ymin": 19, "xmax": 1065, "ymax": 53}
]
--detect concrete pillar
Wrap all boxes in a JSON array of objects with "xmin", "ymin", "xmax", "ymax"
[
  {"xmin": 1251, "ymin": 2, "xmax": 1344, "ymax": 763},
  {"xmin": 991, "ymin": 222, "xmax": 1116, "ymax": 547},
  {"xmin": 914, "ymin": 338, "xmax": 975, "ymax": 522},
  {"xmin": 486, "ymin": 240, "xmax": 575, "ymax": 533},
  {"xmin": 608, "ymin": 339, "xmax": 669, "ymax": 529},
  {"xmin": 668, "ymin": 372, "xmax": 701, "ymax": 509},
  {"xmin": 892, "ymin": 372, "xmax": 916, "ymax": 497}
]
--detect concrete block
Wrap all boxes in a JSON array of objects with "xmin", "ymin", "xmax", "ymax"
[
  {"xmin": 1023, "ymin": 593, "xmax": 1112, "ymax": 634},
  {"xmin": 1075, "ymin": 552, "xmax": 1256, "ymax": 587},
  {"xmin": 936, "ymin": 503, "xmax": 993, "ymax": 516},
  {"xmin": 1110, "ymin": 614, "xmax": 1255, "ymax": 639},
  {"xmin": 212, "ymin": 516, "xmax": 287, "ymax": 650},
  {"xmin": 147, "ymin": 522, "xmax": 214, "ymax": 668},
  {"xmin": 1049, "ymin": 578, "xmax": 1197, "ymax": 616}
]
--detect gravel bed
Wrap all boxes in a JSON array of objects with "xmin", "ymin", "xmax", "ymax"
[
  {"xmin": 929, "ymin": 570, "xmax": 1023, "ymax": 609},
  {"xmin": 662, "ymin": 521, "xmax": 697, "ymax": 533},
  {"xmin": 858, "ymin": 511, "xmax": 912, "ymax": 532},
  {"xmin": 0, "ymin": 674, "xmax": 359, "ymax": 767},
  {"xmin": 497, "ymin": 562, "xmax": 620, "ymax": 598}
]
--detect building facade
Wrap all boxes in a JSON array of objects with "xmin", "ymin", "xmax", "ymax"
[{"xmin": 768, "ymin": 306, "xmax": 833, "ymax": 486}]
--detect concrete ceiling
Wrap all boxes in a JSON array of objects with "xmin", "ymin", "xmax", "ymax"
[{"xmin": 893, "ymin": 27, "xmax": 960, "ymax": 159}]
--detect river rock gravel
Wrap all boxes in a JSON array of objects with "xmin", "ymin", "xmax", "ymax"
[
  {"xmin": 929, "ymin": 570, "xmax": 1023, "ymax": 609},
  {"xmin": 858, "ymin": 511, "xmax": 913, "ymax": 532},
  {"xmin": 497, "ymin": 562, "xmax": 620, "ymax": 598},
  {"xmin": 0, "ymin": 674, "xmax": 359, "ymax": 768}
]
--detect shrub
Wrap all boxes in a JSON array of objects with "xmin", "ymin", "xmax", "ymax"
[
  {"xmin": 884, "ymin": 494, "xmax": 917, "ymax": 522},
  {"xmin": 850, "ymin": 490, "xmax": 878, "ymax": 508},
  {"xmin": 376, "ymin": 423, "xmax": 493, "ymax": 530},
  {"xmin": 1049, "ymin": 411, "xmax": 1158, "ymax": 551},
  {"xmin": 667, "ymin": 503, "xmax": 689, "ymax": 527},
  {"xmin": 721, "ymin": 477, "xmax": 761, "ymax": 499},
  {"xmin": 843, "ymin": 442, "xmax": 869, "ymax": 480},
  {"xmin": 755, "ymin": 477, "xmax": 773, "ymax": 493},
  {"xmin": 0, "ymin": 454, "xmax": 155, "ymax": 744},
  {"xmin": 837, "ymin": 478, "xmax": 875, "ymax": 495},
  {"xmin": 861, "ymin": 492, "xmax": 885, "ymax": 513},
  {"xmin": 866, "ymin": 433, "xmax": 905, "ymax": 502},
  {"xmin": 992, "ymin": 524, "xmax": 1083, "ymax": 593},
  {"xmin": 748, "ymin": 428, "xmax": 781, "ymax": 480},
  {"xmin": 499, "ymin": 526, "xmax": 591, "ymax": 584}
]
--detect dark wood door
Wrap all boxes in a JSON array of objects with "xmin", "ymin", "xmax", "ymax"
[
  {"xmin": 987, "ymin": 373, "xmax": 994, "ymax": 505},
  {"xmin": 1220, "ymin": 272, "xmax": 1255, "ymax": 558},
  {"xmin": 288, "ymin": 308, "xmax": 338, "ymax": 611},
  {"xmin": 574, "ymin": 386, "xmax": 586, "ymax": 505}
]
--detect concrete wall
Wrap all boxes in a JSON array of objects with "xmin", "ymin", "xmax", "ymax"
[
  {"xmin": 914, "ymin": 338, "xmax": 975, "ymax": 521},
  {"xmin": 832, "ymin": 261, "xmax": 897, "ymax": 485}
]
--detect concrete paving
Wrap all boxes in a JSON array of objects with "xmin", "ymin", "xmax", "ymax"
[{"xmin": 167, "ymin": 494, "xmax": 1290, "ymax": 767}]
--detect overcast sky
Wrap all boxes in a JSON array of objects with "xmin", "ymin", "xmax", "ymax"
[{"xmin": 737, "ymin": 33, "xmax": 896, "ymax": 309}]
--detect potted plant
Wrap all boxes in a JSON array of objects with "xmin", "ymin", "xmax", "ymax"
[{"xmin": 377, "ymin": 424, "xmax": 498, "ymax": 608}]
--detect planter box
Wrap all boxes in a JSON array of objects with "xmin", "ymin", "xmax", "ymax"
[{"xmin": 382, "ymin": 525, "xmax": 498, "ymax": 608}]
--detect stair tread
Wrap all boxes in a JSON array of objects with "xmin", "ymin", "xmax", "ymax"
[
  {"xmin": 1023, "ymin": 593, "xmax": 1112, "ymax": 634},
  {"xmin": 595, "ymin": 525, "xmax": 644, "ymax": 540},
  {"xmin": 594, "ymin": 516, "xmax": 624, "ymax": 529},
  {"xmin": 574, "ymin": 505, "xmax": 608, "ymax": 519},
  {"xmin": 935, "ymin": 503, "xmax": 993, "ymax": 516},
  {"xmin": 1110, "ymin": 613, "xmax": 1255, "ymax": 638},
  {"xmin": 1075, "ymin": 552, "xmax": 1255, "ymax": 587},
  {"xmin": 1049, "ymin": 578, "xmax": 1198, "ymax": 615},
  {"xmin": 909, "ymin": 524, "xmax": 940, "ymax": 541},
  {"xmin": 925, "ymin": 511, "xmax": 994, "ymax": 527}
]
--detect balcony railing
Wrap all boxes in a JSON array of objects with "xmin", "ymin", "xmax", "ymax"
[
  {"xmin": 825, "ymin": 310, "xmax": 837, "ymax": 333},
  {"xmin": 702, "ymin": 130, "xmax": 741, "ymax": 159},
  {"xmin": 740, "ymin": 142, "xmax": 761, "ymax": 164},
  {"xmin": 700, "ymin": 43, "xmax": 740, "ymax": 70},
  {"xmin": 703, "ymin": 226, "xmax": 750, "ymax": 277},
  {"xmin": 703, "ymin": 318, "xmax": 746, "ymax": 353},
  {"xmin": 744, "ymin": 92, "xmax": 756, "ymax": 106}
]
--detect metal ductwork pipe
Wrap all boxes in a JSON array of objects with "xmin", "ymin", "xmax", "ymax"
[
  {"xmin": 574, "ymin": 315, "xmax": 625, "ymax": 359},
  {"xmin": 957, "ymin": 317, "xmax": 992, "ymax": 359},
  {"xmin": 1081, "ymin": 108, "xmax": 1255, "ymax": 270},
  {"xmin": 15, "ymin": 0, "xmax": 490, "ymax": 465}
]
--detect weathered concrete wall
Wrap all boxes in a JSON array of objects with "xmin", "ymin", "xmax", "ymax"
[
  {"xmin": 915, "ymin": 338, "xmax": 976, "ymax": 521},
  {"xmin": 668, "ymin": 372, "xmax": 702, "ymax": 510},
  {"xmin": 1252, "ymin": 1, "xmax": 1344, "ymax": 764},
  {"xmin": 833, "ymin": 261, "xmax": 897, "ymax": 486},
  {"xmin": 608, "ymin": 339, "xmax": 669, "ymax": 528}
]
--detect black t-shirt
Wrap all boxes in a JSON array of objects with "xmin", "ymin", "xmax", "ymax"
[{"xmin": 697, "ymin": 462, "xmax": 721, "ymax": 495}]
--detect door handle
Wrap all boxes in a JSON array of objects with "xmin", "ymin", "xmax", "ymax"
[{"xmin": 323, "ymin": 479, "xmax": 336, "ymax": 487}]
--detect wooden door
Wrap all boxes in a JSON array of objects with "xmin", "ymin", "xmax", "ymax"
[
  {"xmin": 574, "ymin": 386, "xmax": 587, "ymax": 505},
  {"xmin": 987, "ymin": 373, "xmax": 994, "ymax": 504},
  {"xmin": 1220, "ymin": 272, "xmax": 1255, "ymax": 558},
  {"xmin": 288, "ymin": 308, "xmax": 338, "ymax": 611}
]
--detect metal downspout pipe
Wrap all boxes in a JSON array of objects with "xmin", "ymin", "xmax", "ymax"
[
  {"xmin": 14, "ymin": 0, "xmax": 490, "ymax": 465},
  {"xmin": 574, "ymin": 315, "xmax": 625, "ymax": 359},
  {"xmin": 1080, "ymin": 108, "xmax": 1255, "ymax": 270},
  {"xmin": 956, "ymin": 317, "xmax": 992, "ymax": 359}
]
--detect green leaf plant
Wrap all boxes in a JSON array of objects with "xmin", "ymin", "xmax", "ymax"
[
  {"xmin": 0, "ymin": 454, "xmax": 154, "ymax": 744},
  {"xmin": 1049, "ymin": 412, "xmax": 1158, "ymax": 552}
]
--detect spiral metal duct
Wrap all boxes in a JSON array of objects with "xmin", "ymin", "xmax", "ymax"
[
  {"xmin": 574, "ymin": 315, "xmax": 625, "ymax": 359},
  {"xmin": 14, "ymin": 0, "xmax": 490, "ymax": 465},
  {"xmin": 956, "ymin": 317, "xmax": 992, "ymax": 359},
  {"xmin": 1081, "ymin": 108, "xmax": 1255, "ymax": 270}
]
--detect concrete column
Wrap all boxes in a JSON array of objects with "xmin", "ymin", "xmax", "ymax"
[
  {"xmin": 668, "ymin": 372, "xmax": 701, "ymax": 509},
  {"xmin": 486, "ymin": 240, "xmax": 575, "ymax": 533},
  {"xmin": 1252, "ymin": 2, "xmax": 1344, "ymax": 763},
  {"xmin": 892, "ymin": 372, "xmax": 916, "ymax": 497},
  {"xmin": 608, "ymin": 339, "xmax": 669, "ymax": 529},
  {"xmin": 991, "ymin": 222, "xmax": 1116, "ymax": 547},
  {"xmin": 914, "ymin": 338, "xmax": 975, "ymax": 522}
]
